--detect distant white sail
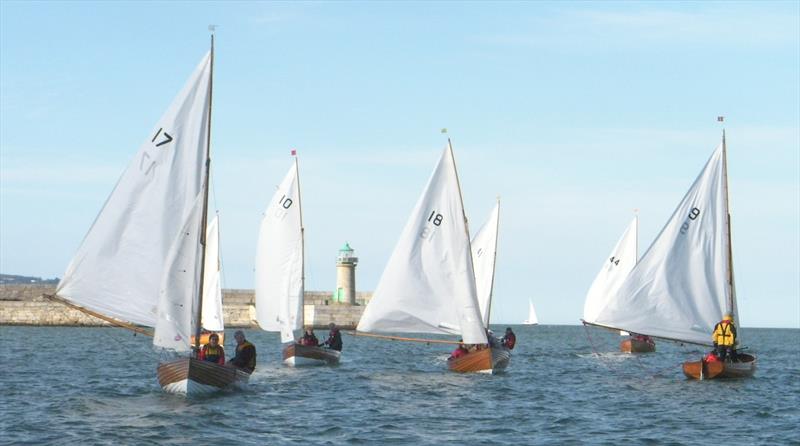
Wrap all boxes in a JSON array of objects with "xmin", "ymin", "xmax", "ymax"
[
  {"xmin": 524, "ymin": 300, "xmax": 538, "ymax": 325},
  {"xmin": 583, "ymin": 216, "xmax": 638, "ymax": 323},
  {"xmin": 593, "ymin": 143, "xmax": 735, "ymax": 346},
  {"xmin": 357, "ymin": 143, "xmax": 487, "ymax": 345},
  {"xmin": 56, "ymin": 52, "xmax": 212, "ymax": 327},
  {"xmin": 471, "ymin": 201, "xmax": 500, "ymax": 328},
  {"xmin": 255, "ymin": 160, "xmax": 304, "ymax": 344},
  {"xmin": 201, "ymin": 215, "xmax": 224, "ymax": 332},
  {"xmin": 153, "ymin": 192, "xmax": 205, "ymax": 351}
]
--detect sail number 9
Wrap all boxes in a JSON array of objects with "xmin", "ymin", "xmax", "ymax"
[
  {"xmin": 679, "ymin": 207, "xmax": 701, "ymax": 235},
  {"xmin": 420, "ymin": 210, "xmax": 444, "ymax": 240}
]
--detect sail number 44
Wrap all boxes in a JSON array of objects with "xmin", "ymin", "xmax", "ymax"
[{"xmin": 679, "ymin": 207, "xmax": 701, "ymax": 235}]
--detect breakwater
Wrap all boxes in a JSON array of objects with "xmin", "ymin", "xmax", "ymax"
[{"xmin": 0, "ymin": 284, "xmax": 370, "ymax": 329}]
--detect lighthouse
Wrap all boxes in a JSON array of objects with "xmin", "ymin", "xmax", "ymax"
[{"xmin": 334, "ymin": 242, "xmax": 358, "ymax": 305}]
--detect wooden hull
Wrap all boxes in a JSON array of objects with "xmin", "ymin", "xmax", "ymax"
[
  {"xmin": 282, "ymin": 343, "xmax": 341, "ymax": 367},
  {"xmin": 682, "ymin": 353, "xmax": 757, "ymax": 380},
  {"xmin": 620, "ymin": 338, "xmax": 656, "ymax": 353},
  {"xmin": 447, "ymin": 347, "xmax": 510, "ymax": 374},
  {"xmin": 157, "ymin": 357, "xmax": 251, "ymax": 395}
]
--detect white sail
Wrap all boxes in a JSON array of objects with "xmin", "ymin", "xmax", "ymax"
[
  {"xmin": 471, "ymin": 201, "xmax": 500, "ymax": 328},
  {"xmin": 153, "ymin": 192, "xmax": 205, "ymax": 351},
  {"xmin": 56, "ymin": 53, "xmax": 212, "ymax": 327},
  {"xmin": 200, "ymin": 215, "xmax": 224, "ymax": 332},
  {"xmin": 524, "ymin": 300, "xmax": 539, "ymax": 325},
  {"xmin": 254, "ymin": 161, "xmax": 304, "ymax": 344},
  {"xmin": 583, "ymin": 216, "xmax": 638, "ymax": 323},
  {"xmin": 593, "ymin": 143, "xmax": 735, "ymax": 346},
  {"xmin": 357, "ymin": 143, "xmax": 487, "ymax": 345}
]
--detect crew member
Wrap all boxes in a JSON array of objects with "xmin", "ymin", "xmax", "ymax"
[
  {"xmin": 198, "ymin": 333, "xmax": 225, "ymax": 365},
  {"xmin": 449, "ymin": 340, "xmax": 468, "ymax": 360},
  {"xmin": 230, "ymin": 330, "xmax": 256, "ymax": 373},
  {"xmin": 321, "ymin": 323, "xmax": 343, "ymax": 351},
  {"xmin": 299, "ymin": 328, "xmax": 319, "ymax": 346},
  {"xmin": 712, "ymin": 313, "xmax": 737, "ymax": 361},
  {"xmin": 500, "ymin": 327, "xmax": 516, "ymax": 350}
]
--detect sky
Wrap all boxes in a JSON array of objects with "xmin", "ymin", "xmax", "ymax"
[{"xmin": 1, "ymin": 1, "xmax": 798, "ymax": 328}]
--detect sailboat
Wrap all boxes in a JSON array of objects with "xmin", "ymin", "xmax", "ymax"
[
  {"xmin": 46, "ymin": 38, "xmax": 251, "ymax": 395},
  {"xmin": 357, "ymin": 141, "xmax": 509, "ymax": 374},
  {"xmin": 582, "ymin": 216, "xmax": 654, "ymax": 352},
  {"xmin": 523, "ymin": 300, "xmax": 538, "ymax": 325},
  {"xmin": 583, "ymin": 133, "xmax": 755, "ymax": 379},
  {"xmin": 471, "ymin": 199, "xmax": 500, "ymax": 329},
  {"xmin": 254, "ymin": 156, "xmax": 340, "ymax": 366}
]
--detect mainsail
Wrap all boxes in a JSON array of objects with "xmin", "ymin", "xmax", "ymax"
[
  {"xmin": 591, "ymin": 142, "xmax": 736, "ymax": 346},
  {"xmin": 55, "ymin": 52, "xmax": 212, "ymax": 328},
  {"xmin": 200, "ymin": 215, "xmax": 225, "ymax": 332},
  {"xmin": 471, "ymin": 201, "xmax": 500, "ymax": 328},
  {"xmin": 153, "ymin": 192, "xmax": 205, "ymax": 351},
  {"xmin": 357, "ymin": 142, "xmax": 487, "ymax": 345},
  {"xmin": 255, "ymin": 160, "xmax": 304, "ymax": 344},
  {"xmin": 583, "ymin": 216, "xmax": 638, "ymax": 323}
]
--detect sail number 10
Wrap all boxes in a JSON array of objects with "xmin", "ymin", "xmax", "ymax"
[
  {"xmin": 679, "ymin": 207, "xmax": 701, "ymax": 235},
  {"xmin": 420, "ymin": 210, "xmax": 444, "ymax": 240}
]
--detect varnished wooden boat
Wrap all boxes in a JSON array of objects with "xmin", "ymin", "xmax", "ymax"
[
  {"xmin": 157, "ymin": 357, "xmax": 251, "ymax": 395},
  {"xmin": 447, "ymin": 347, "xmax": 510, "ymax": 374},
  {"xmin": 682, "ymin": 353, "xmax": 756, "ymax": 380},
  {"xmin": 282, "ymin": 343, "xmax": 341, "ymax": 367},
  {"xmin": 620, "ymin": 338, "xmax": 656, "ymax": 353}
]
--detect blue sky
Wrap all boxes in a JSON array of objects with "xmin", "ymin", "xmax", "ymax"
[{"xmin": 1, "ymin": 1, "xmax": 798, "ymax": 327}]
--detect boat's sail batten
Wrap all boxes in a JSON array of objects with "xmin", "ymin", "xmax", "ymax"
[
  {"xmin": 55, "ymin": 53, "xmax": 213, "ymax": 328},
  {"xmin": 593, "ymin": 143, "xmax": 732, "ymax": 345},
  {"xmin": 254, "ymin": 162, "xmax": 304, "ymax": 344},
  {"xmin": 357, "ymin": 144, "xmax": 487, "ymax": 345},
  {"xmin": 583, "ymin": 217, "xmax": 638, "ymax": 323},
  {"xmin": 471, "ymin": 202, "xmax": 500, "ymax": 328},
  {"xmin": 200, "ymin": 215, "xmax": 224, "ymax": 332}
]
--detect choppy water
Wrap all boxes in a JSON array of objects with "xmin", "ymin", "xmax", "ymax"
[{"xmin": 1, "ymin": 325, "xmax": 798, "ymax": 445}]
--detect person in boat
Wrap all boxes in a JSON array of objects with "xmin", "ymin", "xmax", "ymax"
[
  {"xmin": 229, "ymin": 330, "xmax": 256, "ymax": 373},
  {"xmin": 486, "ymin": 329, "xmax": 499, "ymax": 348},
  {"xmin": 500, "ymin": 327, "xmax": 516, "ymax": 350},
  {"xmin": 712, "ymin": 313, "xmax": 737, "ymax": 362},
  {"xmin": 299, "ymin": 328, "xmax": 319, "ymax": 346},
  {"xmin": 631, "ymin": 333, "xmax": 654, "ymax": 345},
  {"xmin": 198, "ymin": 333, "xmax": 225, "ymax": 365},
  {"xmin": 449, "ymin": 340, "xmax": 468, "ymax": 360},
  {"xmin": 321, "ymin": 323, "xmax": 343, "ymax": 351}
]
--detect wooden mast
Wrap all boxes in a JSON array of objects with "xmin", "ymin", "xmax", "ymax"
[
  {"xmin": 484, "ymin": 196, "xmax": 500, "ymax": 328},
  {"xmin": 447, "ymin": 137, "xmax": 486, "ymax": 344},
  {"xmin": 193, "ymin": 30, "xmax": 215, "ymax": 353},
  {"xmin": 294, "ymin": 152, "xmax": 306, "ymax": 330},
  {"xmin": 721, "ymin": 128, "xmax": 738, "ymax": 328}
]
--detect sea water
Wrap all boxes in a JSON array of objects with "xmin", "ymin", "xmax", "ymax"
[{"xmin": 1, "ymin": 325, "xmax": 798, "ymax": 445}]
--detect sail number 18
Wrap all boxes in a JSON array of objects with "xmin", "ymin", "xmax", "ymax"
[{"xmin": 420, "ymin": 210, "xmax": 444, "ymax": 241}]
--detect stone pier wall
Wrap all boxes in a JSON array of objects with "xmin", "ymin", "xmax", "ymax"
[{"xmin": 0, "ymin": 285, "xmax": 371, "ymax": 329}]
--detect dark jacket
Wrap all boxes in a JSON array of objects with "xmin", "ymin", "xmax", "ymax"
[
  {"xmin": 231, "ymin": 341, "xmax": 256, "ymax": 372},
  {"xmin": 323, "ymin": 329, "xmax": 343, "ymax": 351}
]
